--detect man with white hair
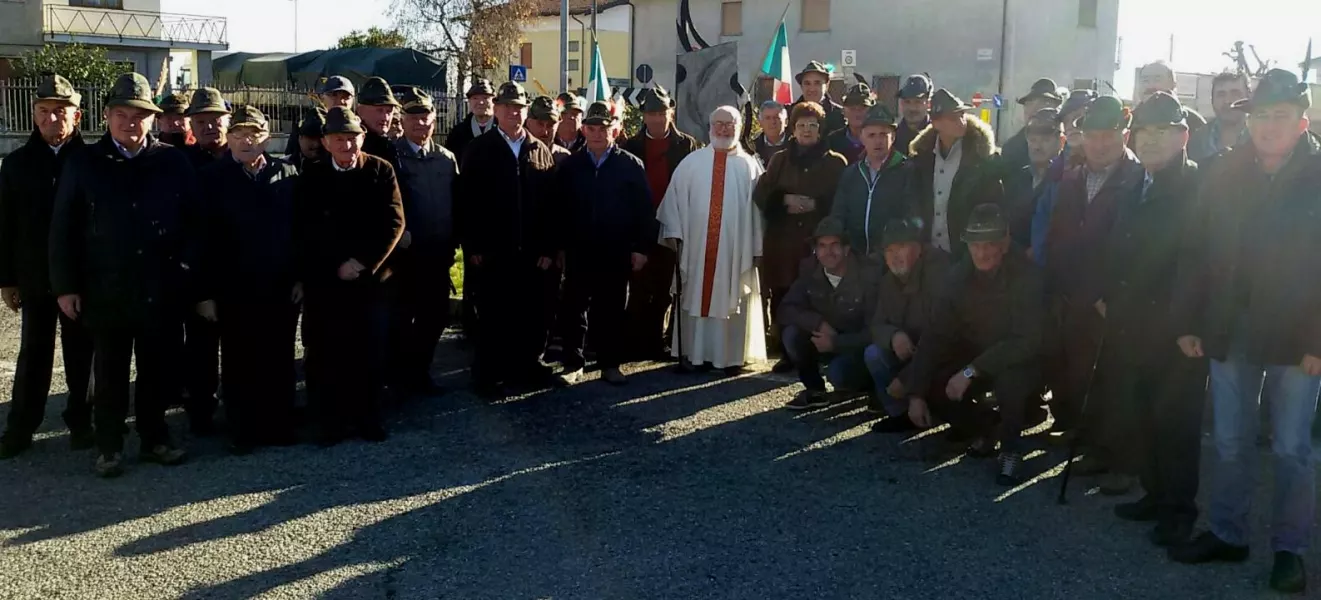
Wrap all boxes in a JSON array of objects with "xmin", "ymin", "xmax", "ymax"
[{"xmin": 658, "ymin": 106, "xmax": 767, "ymax": 374}]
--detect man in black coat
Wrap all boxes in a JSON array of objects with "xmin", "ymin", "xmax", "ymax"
[
  {"xmin": 388, "ymin": 87, "xmax": 459, "ymax": 397},
  {"xmin": 443, "ymin": 78, "xmax": 497, "ymax": 160},
  {"xmin": 155, "ymin": 92, "xmax": 191, "ymax": 147},
  {"xmin": 826, "ymin": 83, "xmax": 872, "ymax": 164},
  {"xmin": 454, "ymin": 81, "xmax": 559, "ymax": 398},
  {"xmin": 0, "ymin": 74, "xmax": 95, "ymax": 459},
  {"xmin": 554, "ymin": 101, "xmax": 655, "ymax": 386},
  {"xmin": 195, "ymin": 106, "xmax": 302, "ymax": 454},
  {"xmin": 295, "ymin": 107, "xmax": 405, "ymax": 446},
  {"xmin": 554, "ymin": 92, "xmax": 587, "ymax": 153},
  {"xmin": 287, "ymin": 108, "xmax": 326, "ymax": 169},
  {"xmin": 791, "ymin": 61, "xmax": 846, "ymax": 136},
  {"xmin": 356, "ymin": 77, "xmax": 401, "ymax": 169},
  {"xmin": 894, "ymin": 74, "xmax": 933, "ymax": 157},
  {"xmin": 1000, "ymin": 78, "xmax": 1064, "ymax": 174},
  {"xmin": 1001, "ymin": 107, "xmax": 1065, "ymax": 250},
  {"xmin": 50, "ymin": 73, "xmax": 199, "ymax": 477}
]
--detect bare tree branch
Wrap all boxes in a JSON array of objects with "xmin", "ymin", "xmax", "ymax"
[{"xmin": 391, "ymin": 0, "xmax": 537, "ymax": 84}]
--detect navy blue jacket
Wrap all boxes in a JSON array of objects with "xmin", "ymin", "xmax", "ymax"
[
  {"xmin": 197, "ymin": 155, "xmax": 300, "ymax": 303},
  {"xmin": 555, "ymin": 145, "xmax": 656, "ymax": 266}
]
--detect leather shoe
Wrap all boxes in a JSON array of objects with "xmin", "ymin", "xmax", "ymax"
[
  {"xmin": 871, "ymin": 416, "xmax": 918, "ymax": 434},
  {"xmin": 1168, "ymin": 531, "xmax": 1249, "ymax": 564},
  {"xmin": 1269, "ymin": 551, "xmax": 1307, "ymax": 594},
  {"xmin": 770, "ymin": 358, "xmax": 794, "ymax": 374},
  {"xmin": 1149, "ymin": 518, "xmax": 1195, "ymax": 548}
]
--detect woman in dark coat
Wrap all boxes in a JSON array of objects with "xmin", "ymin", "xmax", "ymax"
[{"xmin": 751, "ymin": 101, "xmax": 849, "ymax": 370}]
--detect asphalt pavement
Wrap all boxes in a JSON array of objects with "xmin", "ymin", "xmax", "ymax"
[{"xmin": 0, "ymin": 326, "xmax": 1318, "ymax": 599}]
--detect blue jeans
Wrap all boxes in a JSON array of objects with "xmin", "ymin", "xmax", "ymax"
[
  {"xmin": 783, "ymin": 326, "xmax": 871, "ymax": 392},
  {"xmin": 863, "ymin": 343, "xmax": 909, "ymax": 417},
  {"xmin": 1208, "ymin": 355, "xmax": 1321, "ymax": 554}
]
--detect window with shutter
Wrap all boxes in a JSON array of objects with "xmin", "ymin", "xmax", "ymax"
[
  {"xmin": 721, "ymin": 2, "xmax": 743, "ymax": 36},
  {"xmin": 801, "ymin": 0, "xmax": 830, "ymax": 32}
]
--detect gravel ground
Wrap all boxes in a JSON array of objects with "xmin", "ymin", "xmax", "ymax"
[{"xmin": 0, "ymin": 308, "xmax": 1318, "ymax": 600}]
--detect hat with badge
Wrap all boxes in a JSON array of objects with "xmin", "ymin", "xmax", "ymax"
[
  {"xmin": 1233, "ymin": 68, "xmax": 1311, "ymax": 112},
  {"xmin": 156, "ymin": 91, "xmax": 188, "ymax": 114},
  {"xmin": 529, "ymin": 96, "xmax": 561, "ymax": 121},
  {"xmin": 1131, "ymin": 91, "xmax": 1187, "ymax": 129},
  {"xmin": 929, "ymin": 88, "xmax": 974, "ymax": 117},
  {"xmin": 640, "ymin": 85, "xmax": 674, "ymax": 112},
  {"xmin": 1025, "ymin": 107, "xmax": 1063, "ymax": 135},
  {"xmin": 812, "ymin": 216, "xmax": 849, "ymax": 245},
  {"xmin": 795, "ymin": 61, "xmax": 831, "ymax": 84},
  {"xmin": 494, "ymin": 81, "xmax": 530, "ymax": 106},
  {"xmin": 881, "ymin": 218, "xmax": 923, "ymax": 248},
  {"xmin": 897, "ymin": 74, "xmax": 933, "ymax": 99},
  {"xmin": 842, "ymin": 83, "xmax": 876, "ymax": 108},
  {"xmin": 467, "ymin": 78, "xmax": 496, "ymax": 98},
  {"xmin": 358, "ymin": 77, "xmax": 400, "ymax": 107},
  {"xmin": 1077, "ymin": 95, "xmax": 1131, "ymax": 131},
  {"xmin": 397, "ymin": 86, "xmax": 434, "ymax": 114},
  {"xmin": 1059, "ymin": 88, "xmax": 1098, "ymax": 120},
  {"xmin": 185, "ymin": 87, "xmax": 230, "ymax": 116},
  {"xmin": 320, "ymin": 75, "xmax": 355, "ymax": 96},
  {"xmin": 1017, "ymin": 78, "xmax": 1063, "ymax": 105},
  {"xmin": 582, "ymin": 101, "xmax": 616, "ymax": 126},
  {"xmin": 556, "ymin": 92, "xmax": 586, "ymax": 113},
  {"xmin": 34, "ymin": 73, "xmax": 81, "ymax": 108},
  {"xmin": 861, "ymin": 103, "xmax": 899, "ymax": 129},
  {"xmin": 104, "ymin": 73, "xmax": 162, "ymax": 113},
  {"xmin": 962, "ymin": 203, "xmax": 1009, "ymax": 243},
  {"xmin": 323, "ymin": 106, "xmax": 365, "ymax": 135},
  {"xmin": 229, "ymin": 104, "xmax": 269, "ymax": 132},
  {"xmin": 299, "ymin": 108, "xmax": 327, "ymax": 137}
]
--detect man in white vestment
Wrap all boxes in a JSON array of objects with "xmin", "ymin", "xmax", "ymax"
[{"xmin": 658, "ymin": 106, "xmax": 768, "ymax": 374}]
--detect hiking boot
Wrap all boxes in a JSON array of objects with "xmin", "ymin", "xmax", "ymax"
[
  {"xmin": 0, "ymin": 435, "xmax": 32, "ymax": 459},
  {"xmin": 69, "ymin": 428, "xmax": 96, "ymax": 451},
  {"xmin": 871, "ymin": 415, "xmax": 918, "ymax": 434},
  {"xmin": 602, "ymin": 367, "xmax": 628, "ymax": 386},
  {"xmin": 1168, "ymin": 531, "xmax": 1249, "ymax": 564},
  {"xmin": 1099, "ymin": 472, "xmax": 1134, "ymax": 496},
  {"xmin": 996, "ymin": 451, "xmax": 1024, "ymax": 486},
  {"xmin": 1150, "ymin": 518, "xmax": 1195, "ymax": 548},
  {"xmin": 723, "ymin": 365, "xmax": 749, "ymax": 377},
  {"xmin": 785, "ymin": 389, "xmax": 830, "ymax": 411},
  {"xmin": 1269, "ymin": 551, "xmax": 1307, "ymax": 594},
  {"xmin": 95, "ymin": 452, "xmax": 124, "ymax": 478},
  {"xmin": 966, "ymin": 436, "xmax": 997, "ymax": 458},
  {"xmin": 140, "ymin": 443, "xmax": 187, "ymax": 466},
  {"xmin": 770, "ymin": 358, "xmax": 795, "ymax": 374},
  {"xmin": 1113, "ymin": 496, "xmax": 1159, "ymax": 522},
  {"xmin": 557, "ymin": 368, "xmax": 585, "ymax": 387}
]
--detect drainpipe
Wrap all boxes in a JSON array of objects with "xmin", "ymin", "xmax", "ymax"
[
  {"xmin": 994, "ymin": 0, "xmax": 1010, "ymax": 139},
  {"xmin": 625, "ymin": 2, "xmax": 637, "ymax": 82}
]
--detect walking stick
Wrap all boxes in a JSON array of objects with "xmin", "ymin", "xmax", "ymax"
[{"xmin": 1057, "ymin": 336, "xmax": 1106, "ymax": 505}]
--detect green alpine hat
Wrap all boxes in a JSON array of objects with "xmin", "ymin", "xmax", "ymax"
[
  {"xmin": 640, "ymin": 85, "xmax": 673, "ymax": 112},
  {"xmin": 1077, "ymin": 95, "xmax": 1131, "ymax": 130},
  {"xmin": 186, "ymin": 87, "xmax": 229, "ymax": 116},
  {"xmin": 229, "ymin": 104, "xmax": 268, "ymax": 132},
  {"xmin": 795, "ymin": 60, "xmax": 831, "ymax": 84},
  {"xmin": 1131, "ymin": 91, "xmax": 1187, "ymax": 129},
  {"xmin": 929, "ymin": 88, "xmax": 973, "ymax": 117},
  {"xmin": 323, "ymin": 106, "xmax": 365, "ymax": 135},
  {"xmin": 156, "ymin": 91, "xmax": 188, "ymax": 115},
  {"xmin": 358, "ymin": 77, "xmax": 400, "ymax": 107},
  {"xmin": 812, "ymin": 216, "xmax": 849, "ymax": 244},
  {"xmin": 494, "ymin": 81, "xmax": 530, "ymax": 106},
  {"xmin": 105, "ymin": 73, "xmax": 162, "ymax": 113},
  {"xmin": 34, "ymin": 73, "xmax": 81, "ymax": 108},
  {"xmin": 897, "ymin": 74, "xmax": 933, "ymax": 99},
  {"xmin": 299, "ymin": 108, "xmax": 327, "ymax": 138},
  {"xmin": 842, "ymin": 83, "xmax": 876, "ymax": 108},
  {"xmin": 397, "ymin": 86, "xmax": 434, "ymax": 114},
  {"xmin": 582, "ymin": 101, "xmax": 616, "ymax": 126},
  {"xmin": 881, "ymin": 218, "xmax": 923, "ymax": 248},
  {"xmin": 467, "ymin": 78, "xmax": 495, "ymax": 98},
  {"xmin": 1025, "ymin": 107, "xmax": 1063, "ymax": 135},
  {"xmin": 1233, "ymin": 68, "xmax": 1311, "ymax": 112},
  {"xmin": 962, "ymin": 203, "xmax": 1008, "ymax": 243},
  {"xmin": 861, "ymin": 103, "xmax": 898, "ymax": 130},
  {"xmin": 529, "ymin": 96, "xmax": 561, "ymax": 121},
  {"xmin": 556, "ymin": 91, "xmax": 586, "ymax": 113},
  {"xmin": 1017, "ymin": 78, "xmax": 1063, "ymax": 105}
]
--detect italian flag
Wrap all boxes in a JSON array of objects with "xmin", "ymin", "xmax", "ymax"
[
  {"xmin": 759, "ymin": 20, "xmax": 793, "ymax": 104},
  {"xmin": 587, "ymin": 39, "xmax": 610, "ymax": 103}
]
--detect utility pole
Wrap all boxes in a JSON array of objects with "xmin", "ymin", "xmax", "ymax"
[
  {"xmin": 559, "ymin": 0, "xmax": 568, "ymax": 92},
  {"xmin": 291, "ymin": 0, "xmax": 299, "ymax": 52},
  {"xmin": 591, "ymin": 0, "xmax": 598, "ymax": 45}
]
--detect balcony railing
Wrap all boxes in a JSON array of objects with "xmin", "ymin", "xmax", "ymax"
[{"xmin": 43, "ymin": 5, "xmax": 228, "ymax": 48}]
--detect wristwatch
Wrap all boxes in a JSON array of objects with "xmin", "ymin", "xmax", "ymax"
[{"xmin": 962, "ymin": 365, "xmax": 977, "ymax": 379}]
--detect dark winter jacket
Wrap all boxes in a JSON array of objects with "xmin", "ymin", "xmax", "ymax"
[
  {"xmin": 1043, "ymin": 149, "xmax": 1144, "ymax": 307},
  {"xmin": 826, "ymin": 127, "xmax": 866, "ymax": 164},
  {"xmin": 49, "ymin": 134, "xmax": 202, "ymax": 330},
  {"xmin": 197, "ymin": 155, "xmax": 300, "ymax": 302},
  {"xmin": 908, "ymin": 116, "xmax": 1005, "ymax": 258},
  {"xmin": 750, "ymin": 133, "xmax": 789, "ymax": 167},
  {"xmin": 1174, "ymin": 132, "xmax": 1321, "ymax": 364},
  {"xmin": 870, "ymin": 246, "xmax": 952, "ymax": 388},
  {"xmin": 752, "ymin": 140, "xmax": 849, "ymax": 289},
  {"xmin": 0, "ymin": 130, "xmax": 86, "ymax": 294},
  {"xmin": 443, "ymin": 114, "xmax": 497, "ymax": 161},
  {"xmin": 454, "ymin": 128, "xmax": 559, "ymax": 260},
  {"xmin": 999, "ymin": 128, "xmax": 1031, "ymax": 175},
  {"xmin": 828, "ymin": 150, "xmax": 915, "ymax": 257},
  {"xmin": 555, "ymin": 145, "xmax": 656, "ymax": 268},
  {"xmin": 362, "ymin": 130, "xmax": 400, "ymax": 170},
  {"xmin": 894, "ymin": 117, "xmax": 930, "ymax": 158},
  {"xmin": 620, "ymin": 125, "xmax": 702, "ymax": 179},
  {"xmin": 293, "ymin": 153, "xmax": 405, "ymax": 286},
  {"xmin": 778, "ymin": 255, "xmax": 882, "ymax": 355},
  {"xmin": 393, "ymin": 137, "xmax": 458, "ymax": 251},
  {"xmin": 183, "ymin": 143, "xmax": 228, "ymax": 170}
]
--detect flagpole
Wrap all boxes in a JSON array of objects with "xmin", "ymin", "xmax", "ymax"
[{"xmin": 747, "ymin": 1, "xmax": 794, "ymax": 102}]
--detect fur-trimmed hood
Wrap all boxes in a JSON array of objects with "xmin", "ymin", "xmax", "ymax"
[{"xmin": 908, "ymin": 115, "xmax": 997, "ymax": 160}]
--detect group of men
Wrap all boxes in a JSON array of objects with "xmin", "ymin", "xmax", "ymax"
[{"xmin": 0, "ymin": 55, "xmax": 1317, "ymax": 594}]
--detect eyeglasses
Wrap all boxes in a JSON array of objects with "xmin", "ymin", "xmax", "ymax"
[
  {"xmin": 794, "ymin": 122, "xmax": 821, "ymax": 131},
  {"xmin": 228, "ymin": 132, "xmax": 269, "ymax": 144}
]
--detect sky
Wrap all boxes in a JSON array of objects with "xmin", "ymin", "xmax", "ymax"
[{"xmin": 175, "ymin": 0, "xmax": 1319, "ymax": 97}]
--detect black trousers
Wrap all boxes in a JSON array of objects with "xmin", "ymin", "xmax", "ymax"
[
  {"xmin": 471, "ymin": 254, "xmax": 547, "ymax": 385},
  {"xmin": 922, "ymin": 351, "xmax": 1041, "ymax": 453},
  {"xmin": 623, "ymin": 244, "xmax": 676, "ymax": 357},
  {"xmin": 182, "ymin": 312, "xmax": 220, "ymax": 421},
  {"xmin": 303, "ymin": 281, "xmax": 389, "ymax": 431},
  {"xmin": 1047, "ymin": 301, "xmax": 1105, "ymax": 433},
  {"xmin": 3, "ymin": 293, "xmax": 94, "ymax": 440},
  {"xmin": 91, "ymin": 321, "xmax": 181, "ymax": 455},
  {"xmin": 219, "ymin": 299, "xmax": 299, "ymax": 444},
  {"xmin": 1102, "ymin": 349, "xmax": 1208, "ymax": 519},
  {"xmin": 387, "ymin": 249, "xmax": 455, "ymax": 387},
  {"xmin": 461, "ymin": 254, "xmax": 480, "ymax": 341},
  {"xmin": 558, "ymin": 257, "xmax": 630, "ymax": 371}
]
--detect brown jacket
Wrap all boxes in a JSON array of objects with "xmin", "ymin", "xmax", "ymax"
[
  {"xmin": 751, "ymin": 140, "xmax": 849, "ymax": 289},
  {"xmin": 293, "ymin": 152, "xmax": 405, "ymax": 285},
  {"xmin": 870, "ymin": 247, "xmax": 952, "ymax": 387},
  {"xmin": 908, "ymin": 116, "xmax": 1005, "ymax": 259},
  {"xmin": 1043, "ymin": 149, "xmax": 1144, "ymax": 306},
  {"xmin": 777, "ymin": 255, "xmax": 881, "ymax": 354}
]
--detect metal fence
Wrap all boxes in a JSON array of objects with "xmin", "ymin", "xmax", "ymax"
[{"xmin": 0, "ymin": 78, "xmax": 469, "ymax": 136}]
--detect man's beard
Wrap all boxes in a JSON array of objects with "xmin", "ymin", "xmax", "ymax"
[{"xmin": 711, "ymin": 135, "xmax": 737, "ymax": 150}]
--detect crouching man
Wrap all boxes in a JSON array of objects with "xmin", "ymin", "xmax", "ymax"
[
  {"xmin": 779, "ymin": 217, "xmax": 880, "ymax": 410},
  {"xmin": 864, "ymin": 218, "xmax": 951, "ymax": 431},
  {"xmin": 907, "ymin": 204, "xmax": 1046, "ymax": 485}
]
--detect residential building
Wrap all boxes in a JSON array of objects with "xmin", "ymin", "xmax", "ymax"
[
  {"xmin": 630, "ymin": 0, "xmax": 1120, "ymax": 136},
  {"xmin": 508, "ymin": 0, "xmax": 633, "ymax": 96},
  {"xmin": 0, "ymin": 0, "xmax": 227, "ymax": 86}
]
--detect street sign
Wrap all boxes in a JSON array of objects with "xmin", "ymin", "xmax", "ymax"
[
  {"xmin": 509, "ymin": 65, "xmax": 527, "ymax": 83},
  {"xmin": 979, "ymin": 108, "xmax": 991, "ymax": 124},
  {"xmin": 841, "ymin": 50, "xmax": 857, "ymax": 68},
  {"xmin": 636, "ymin": 64, "xmax": 654, "ymax": 84},
  {"xmin": 971, "ymin": 92, "xmax": 984, "ymax": 107},
  {"xmin": 992, "ymin": 94, "xmax": 1004, "ymax": 108}
]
